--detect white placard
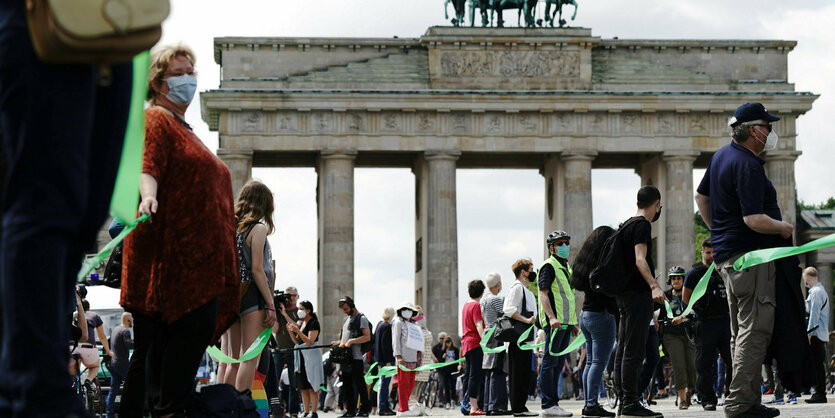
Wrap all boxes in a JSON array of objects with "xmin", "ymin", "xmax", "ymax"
[{"xmin": 405, "ymin": 322, "xmax": 424, "ymax": 352}]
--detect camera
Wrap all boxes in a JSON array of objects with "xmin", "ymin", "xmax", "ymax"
[{"xmin": 273, "ymin": 290, "xmax": 292, "ymax": 308}]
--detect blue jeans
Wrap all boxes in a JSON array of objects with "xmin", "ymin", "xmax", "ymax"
[
  {"xmin": 378, "ymin": 364, "xmax": 393, "ymax": 411},
  {"xmin": 106, "ymin": 367, "xmax": 127, "ymax": 418},
  {"xmin": 0, "ymin": 4, "xmax": 131, "ymax": 416},
  {"xmin": 580, "ymin": 310, "xmax": 616, "ymax": 407},
  {"xmin": 541, "ymin": 326, "xmax": 571, "ymax": 409}
]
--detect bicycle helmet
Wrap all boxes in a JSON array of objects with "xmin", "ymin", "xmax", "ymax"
[
  {"xmin": 666, "ymin": 265, "xmax": 686, "ymax": 285},
  {"xmin": 546, "ymin": 230, "xmax": 570, "ymax": 245}
]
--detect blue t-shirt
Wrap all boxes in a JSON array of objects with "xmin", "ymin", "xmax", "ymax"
[{"xmin": 696, "ymin": 142, "xmax": 782, "ymax": 263}]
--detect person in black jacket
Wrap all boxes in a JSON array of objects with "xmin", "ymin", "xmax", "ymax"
[
  {"xmin": 375, "ymin": 307, "xmax": 396, "ymax": 416},
  {"xmin": 683, "ymin": 239, "xmax": 732, "ymax": 411},
  {"xmin": 574, "ymin": 226, "xmax": 617, "ymax": 418}
]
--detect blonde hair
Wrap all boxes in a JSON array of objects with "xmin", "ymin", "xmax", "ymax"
[
  {"xmin": 147, "ymin": 44, "xmax": 196, "ymax": 101},
  {"xmin": 235, "ymin": 180, "xmax": 275, "ymax": 234}
]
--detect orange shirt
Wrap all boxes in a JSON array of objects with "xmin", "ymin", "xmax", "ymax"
[{"xmin": 121, "ymin": 107, "xmax": 239, "ymax": 343}]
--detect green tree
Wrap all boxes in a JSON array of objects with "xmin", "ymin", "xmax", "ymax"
[
  {"xmin": 798, "ymin": 197, "xmax": 835, "ymax": 210},
  {"xmin": 694, "ymin": 211, "xmax": 710, "ymax": 262}
]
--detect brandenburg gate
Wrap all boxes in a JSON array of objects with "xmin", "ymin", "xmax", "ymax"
[{"xmin": 201, "ymin": 27, "xmax": 817, "ymax": 341}]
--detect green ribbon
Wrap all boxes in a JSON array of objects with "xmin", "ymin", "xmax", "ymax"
[
  {"xmin": 110, "ymin": 51, "xmax": 150, "ymax": 224},
  {"xmin": 547, "ymin": 327, "xmax": 585, "ymax": 357},
  {"xmin": 76, "ymin": 213, "xmax": 149, "ymax": 282},
  {"xmin": 480, "ymin": 325, "xmax": 507, "ymax": 354},
  {"xmin": 206, "ymin": 328, "xmax": 272, "ymax": 363},
  {"xmin": 76, "ymin": 52, "xmax": 152, "ymax": 283},
  {"xmin": 363, "ymin": 362, "xmax": 379, "ymax": 385},
  {"xmin": 517, "ymin": 325, "xmax": 545, "ymax": 350},
  {"xmin": 734, "ymin": 232, "xmax": 835, "ymax": 271}
]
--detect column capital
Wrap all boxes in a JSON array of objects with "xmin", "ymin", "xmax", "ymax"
[
  {"xmin": 764, "ymin": 150, "xmax": 802, "ymax": 161},
  {"xmin": 216, "ymin": 148, "xmax": 254, "ymax": 159},
  {"xmin": 424, "ymin": 150, "xmax": 461, "ymax": 161},
  {"xmin": 320, "ymin": 150, "xmax": 358, "ymax": 160},
  {"xmin": 561, "ymin": 150, "xmax": 598, "ymax": 161},
  {"xmin": 661, "ymin": 150, "xmax": 700, "ymax": 161}
]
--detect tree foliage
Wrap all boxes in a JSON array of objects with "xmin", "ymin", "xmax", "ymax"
[
  {"xmin": 799, "ymin": 197, "xmax": 835, "ymax": 210},
  {"xmin": 694, "ymin": 211, "xmax": 710, "ymax": 262}
]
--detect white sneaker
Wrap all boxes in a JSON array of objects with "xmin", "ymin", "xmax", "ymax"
[
  {"xmin": 397, "ymin": 411, "xmax": 419, "ymax": 417},
  {"xmin": 541, "ymin": 405, "xmax": 572, "ymax": 417}
]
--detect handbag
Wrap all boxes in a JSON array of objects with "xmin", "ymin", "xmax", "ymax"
[
  {"xmin": 494, "ymin": 284, "xmax": 532, "ymax": 343},
  {"xmin": 101, "ymin": 243, "xmax": 122, "ymax": 289},
  {"xmin": 25, "ymin": 0, "xmax": 169, "ymax": 65}
]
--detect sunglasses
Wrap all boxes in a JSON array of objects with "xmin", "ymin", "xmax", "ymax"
[{"xmin": 752, "ymin": 123, "xmax": 773, "ymax": 132}]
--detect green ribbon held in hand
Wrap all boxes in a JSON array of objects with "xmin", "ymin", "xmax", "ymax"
[
  {"xmin": 206, "ymin": 328, "xmax": 272, "ymax": 363},
  {"xmin": 110, "ymin": 51, "xmax": 150, "ymax": 224},
  {"xmin": 734, "ymin": 232, "xmax": 835, "ymax": 271}
]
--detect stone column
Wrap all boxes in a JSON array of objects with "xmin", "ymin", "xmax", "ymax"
[
  {"xmin": 423, "ymin": 151, "xmax": 460, "ymax": 337},
  {"xmin": 662, "ymin": 151, "xmax": 699, "ymax": 271},
  {"xmin": 765, "ymin": 150, "xmax": 802, "ymax": 234},
  {"xmin": 816, "ymin": 261, "xmax": 834, "ymax": 336},
  {"xmin": 217, "ymin": 149, "xmax": 253, "ymax": 199},
  {"xmin": 541, "ymin": 155, "xmax": 564, "ymax": 259},
  {"xmin": 562, "ymin": 151, "xmax": 596, "ymax": 259},
  {"xmin": 316, "ymin": 151, "xmax": 356, "ymax": 344}
]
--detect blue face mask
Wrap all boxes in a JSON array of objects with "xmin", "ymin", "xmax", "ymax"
[
  {"xmin": 166, "ymin": 74, "xmax": 197, "ymax": 105},
  {"xmin": 556, "ymin": 244, "xmax": 570, "ymax": 259}
]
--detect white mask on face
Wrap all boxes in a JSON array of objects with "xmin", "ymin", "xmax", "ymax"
[
  {"xmin": 400, "ymin": 310, "xmax": 412, "ymax": 319},
  {"xmin": 756, "ymin": 127, "xmax": 779, "ymax": 151},
  {"xmin": 297, "ymin": 310, "xmax": 307, "ymax": 319}
]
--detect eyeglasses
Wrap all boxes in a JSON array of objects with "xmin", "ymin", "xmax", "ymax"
[{"xmin": 751, "ymin": 123, "xmax": 773, "ymax": 132}]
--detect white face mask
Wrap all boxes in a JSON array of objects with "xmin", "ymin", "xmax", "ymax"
[
  {"xmin": 165, "ymin": 74, "xmax": 197, "ymax": 105},
  {"xmin": 400, "ymin": 310, "xmax": 412, "ymax": 319},
  {"xmin": 756, "ymin": 127, "xmax": 779, "ymax": 151},
  {"xmin": 297, "ymin": 310, "xmax": 307, "ymax": 319}
]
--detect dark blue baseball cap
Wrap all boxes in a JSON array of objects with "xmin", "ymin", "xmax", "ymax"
[{"xmin": 728, "ymin": 103, "xmax": 780, "ymax": 127}]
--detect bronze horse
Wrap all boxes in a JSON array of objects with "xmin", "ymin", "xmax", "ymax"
[
  {"xmin": 544, "ymin": 0, "xmax": 578, "ymax": 27},
  {"xmin": 492, "ymin": 0, "xmax": 537, "ymax": 28},
  {"xmin": 446, "ymin": 0, "xmax": 468, "ymax": 26}
]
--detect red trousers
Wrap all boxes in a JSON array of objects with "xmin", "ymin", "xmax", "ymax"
[{"xmin": 396, "ymin": 368, "xmax": 417, "ymax": 412}]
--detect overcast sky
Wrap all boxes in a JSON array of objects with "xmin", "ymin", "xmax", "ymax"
[{"xmin": 88, "ymin": 0, "xmax": 834, "ymax": 335}]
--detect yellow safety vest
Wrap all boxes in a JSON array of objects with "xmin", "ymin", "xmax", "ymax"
[{"xmin": 538, "ymin": 256, "xmax": 577, "ymax": 327}]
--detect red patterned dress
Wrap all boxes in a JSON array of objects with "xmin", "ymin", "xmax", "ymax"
[{"xmin": 121, "ymin": 107, "xmax": 239, "ymax": 343}]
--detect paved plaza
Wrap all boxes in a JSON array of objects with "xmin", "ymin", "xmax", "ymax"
[{"xmin": 314, "ymin": 394, "xmax": 835, "ymax": 418}]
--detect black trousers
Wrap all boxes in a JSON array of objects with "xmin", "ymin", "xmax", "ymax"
[
  {"xmin": 137, "ymin": 298, "xmax": 218, "ymax": 416},
  {"xmin": 342, "ymin": 359, "xmax": 369, "ymax": 414},
  {"xmin": 508, "ymin": 343, "xmax": 532, "ymax": 413},
  {"xmin": 0, "ymin": 5, "xmax": 131, "ymax": 415},
  {"xmin": 614, "ymin": 290, "xmax": 653, "ymax": 404},
  {"xmin": 637, "ymin": 325, "xmax": 659, "ymax": 396},
  {"xmin": 439, "ymin": 367, "xmax": 456, "ymax": 405},
  {"xmin": 119, "ymin": 309, "xmax": 152, "ymax": 418},
  {"xmin": 810, "ymin": 336, "xmax": 827, "ymax": 395},
  {"xmin": 694, "ymin": 317, "xmax": 732, "ymax": 404}
]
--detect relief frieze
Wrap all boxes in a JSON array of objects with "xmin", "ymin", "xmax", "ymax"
[{"xmin": 439, "ymin": 50, "xmax": 580, "ymax": 78}]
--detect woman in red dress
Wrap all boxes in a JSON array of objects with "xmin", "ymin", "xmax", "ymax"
[{"xmin": 121, "ymin": 44, "xmax": 239, "ymax": 417}]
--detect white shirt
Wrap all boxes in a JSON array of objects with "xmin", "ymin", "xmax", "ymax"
[{"xmin": 503, "ymin": 281, "xmax": 537, "ymax": 319}]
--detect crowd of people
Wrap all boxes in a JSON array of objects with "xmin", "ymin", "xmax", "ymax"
[{"xmin": 0, "ymin": 10, "xmax": 831, "ymax": 416}]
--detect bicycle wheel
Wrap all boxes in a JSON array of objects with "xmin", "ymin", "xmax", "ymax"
[
  {"xmin": 428, "ymin": 379, "xmax": 438, "ymax": 409},
  {"xmin": 605, "ymin": 377, "xmax": 617, "ymax": 409}
]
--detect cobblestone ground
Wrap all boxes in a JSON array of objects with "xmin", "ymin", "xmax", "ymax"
[{"xmin": 316, "ymin": 393, "xmax": 835, "ymax": 418}]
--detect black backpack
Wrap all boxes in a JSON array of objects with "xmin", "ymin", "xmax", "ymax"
[
  {"xmin": 187, "ymin": 383, "xmax": 259, "ymax": 417},
  {"xmin": 589, "ymin": 217, "xmax": 643, "ymax": 297},
  {"xmin": 349, "ymin": 313, "xmax": 375, "ymax": 354}
]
